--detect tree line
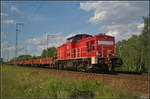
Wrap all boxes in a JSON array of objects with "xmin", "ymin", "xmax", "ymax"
[
  {"xmin": 116, "ymin": 17, "xmax": 149, "ymax": 72},
  {"xmin": 9, "ymin": 47, "xmax": 57, "ymax": 62}
]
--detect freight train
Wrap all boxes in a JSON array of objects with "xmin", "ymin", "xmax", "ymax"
[{"xmin": 7, "ymin": 33, "xmax": 123, "ymax": 72}]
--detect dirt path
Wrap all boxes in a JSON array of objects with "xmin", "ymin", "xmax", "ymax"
[{"xmin": 20, "ymin": 66, "xmax": 149, "ymax": 96}]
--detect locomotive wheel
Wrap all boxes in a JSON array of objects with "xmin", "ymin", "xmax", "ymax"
[
  {"xmin": 108, "ymin": 63, "xmax": 112, "ymax": 71},
  {"xmin": 104, "ymin": 65, "xmax": 111, "ymax": 73},
  {"xmin": 77, "ymin": 64, "xmax": 86, "ymax": 72},
  {"xmin": 104, "ymin": 58, "xmax": 113, "ymax": 72}
]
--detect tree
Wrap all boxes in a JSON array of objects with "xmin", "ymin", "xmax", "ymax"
[
  {"xmin": 116, "ymin": 17, "xmax": 149, "ymax": 72},
  {"xmin": 41, "ymin": 47, "xmax": 57, "ymax": 58},
  {"xmin": 9, "ymin": 55, "xmax": 33, "ymax": 62},
  {"xmin": 41, "ymin": 49, "xmax": 47, "ymax": 58}
]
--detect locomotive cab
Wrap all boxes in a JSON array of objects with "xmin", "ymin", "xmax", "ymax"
[
  {"xmin": 66, "ymin": 34, "xmax": 92, "ymax": 43},
  {"xmin": 94, "ymin": 34, "xmax": 122, "ymax": 71},
  {"xmin": 95, "ymin": 34, "xmax": 115, "ymax": 58}
]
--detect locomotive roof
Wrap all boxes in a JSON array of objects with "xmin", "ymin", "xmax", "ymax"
[
  {"xmin": 67, "ymin": 34, "xmax": 92, "ymax": 40},
  {"xmin": 95, "ymin": 33, "xmax": 114, "ymax": 38},
  {"xmin": 58, "ymin": 33, "xmax": 114, "ymax": 48}
]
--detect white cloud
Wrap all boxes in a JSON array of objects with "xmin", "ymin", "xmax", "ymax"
[
  {"xmin": 1, "ymin": 13, "xmax": 8, "ymax": 17},
  {"xmin": 80, "ymin": 1, "xmax": 148, "ymax": 41},
  {"xmin": 89, "ymin": 11, "xmax": 107, "ymax": 24},
  {"xmin": 106, "ymin": 31, "xmax": 119, "ymax": 37},
  {"xmin": 1, "ymin": 41, "xmax": 15, "ymax": 61},
  {"xmin": 1, "ymin": 32, "xmax": 5, "ymax": 40},
  {"xmin": 26, "ymin": 32, "xmax": 89, "ymax": 56},
  {"xmin": 1, "ymin": 41, "xmax": 35, "ymax": 61},
  {"xmin": 26, "ymin": 32, "xmax": 67, "ymax": 56},
  {"xmin": 80, "ymin": 1, "xmax": 148, "ymax": 24},
  {"xmin": 10, "ymin": 6, "xmax": 21, "ymax": 14},
  {"xmin": 2, "ymin": 19, "xmax": 16, "ymax": 24},
  {"xmin": 0, "ymin": 32, "xmax": 67, "ymax": 58},
  {"xmin": 9, "ymin": 5, "xmax": 44, "ymax": 22},
  {"xmin": 137, "ymin": 23, "xmax": 144, "ymax": 30},
  {"xmin": 105, "ymin": 22, "xmax": 144, "ymax": 41}
]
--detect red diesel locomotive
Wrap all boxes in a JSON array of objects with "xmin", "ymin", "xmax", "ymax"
[{"xmin": 7, "ymin": 33, "xmax": 122, "ymax": 72}]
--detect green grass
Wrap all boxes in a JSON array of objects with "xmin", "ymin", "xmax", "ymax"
[{"xmin": 0, "ymin": 65, "xmax": 138, "ymax": 98}]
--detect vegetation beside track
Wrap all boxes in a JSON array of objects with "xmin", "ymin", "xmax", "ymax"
[
  {"xmin": 0, "ymin": 65, "xmax": 140, "ymax": 98},
  {"xmin": 116, "ymin": 17, "xmax": 149, "ymax": 72}
]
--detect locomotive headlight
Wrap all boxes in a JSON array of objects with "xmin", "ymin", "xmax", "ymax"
[{"xmin": 91, "ymin": 57, "xmax": 98, "ymax": 64}]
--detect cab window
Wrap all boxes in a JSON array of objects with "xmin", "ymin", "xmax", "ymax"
[
  {"xmin": 86, "ymin": 40, "xmax": 95, "ymax": 52},
  {"xmin": 73, "ymin": 36, "xmax": 82, "ymax": 42}
]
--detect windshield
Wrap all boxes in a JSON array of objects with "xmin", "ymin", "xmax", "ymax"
[{"xmin": 98, "ymin": 41, "xmax": 113, "ymax": 45}]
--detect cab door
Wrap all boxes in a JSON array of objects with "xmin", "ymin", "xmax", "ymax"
[{"xmin": 86, "ymin": 40, "xmax": 95, "ymax": 57}]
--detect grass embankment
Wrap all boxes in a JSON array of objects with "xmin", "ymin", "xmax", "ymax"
[{"xmin": 1, "ymin": 65, "xmax": 137, "ymax": 98}]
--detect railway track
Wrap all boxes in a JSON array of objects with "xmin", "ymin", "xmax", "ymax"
[{"xmin": 17, "ymin": 65, "xmax": 149, "ymax": 96}]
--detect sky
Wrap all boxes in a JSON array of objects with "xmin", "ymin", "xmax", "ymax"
[{"xmin": 1, "ymin": 1, "xmax": 149, "ymax": 61}]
